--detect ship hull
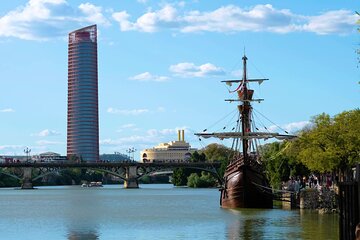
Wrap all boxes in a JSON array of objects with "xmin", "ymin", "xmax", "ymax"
[{"xmin": 220, "ymin": 162, "xmax": 273, "ymax": 209}]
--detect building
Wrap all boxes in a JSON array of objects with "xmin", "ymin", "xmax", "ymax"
[
  {"xmin": 33, "ymin": 152, "xmax": 67, "ymax": 162},
  {"xmin": 140, "ymin": 130, "xmax": 197, "ymax": 163},
  {"xmin": 67, "ymin": 25, "xmax": 99, "ymax": 162},
  {"xmin": 0, "ymin": 156, "xmax": 24, "ymax": 163}
]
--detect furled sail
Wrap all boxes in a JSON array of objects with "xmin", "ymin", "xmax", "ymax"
[{"xmin": 195, "ymin": 131, "xmax": 297, "ymax": 140}]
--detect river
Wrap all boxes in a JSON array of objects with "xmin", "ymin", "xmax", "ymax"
[{"xmin": 0, "ymin": 184, "xmax": 338, "ymax": 239}]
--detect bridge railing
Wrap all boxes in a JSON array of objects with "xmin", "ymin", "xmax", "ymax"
[{"xmin": 0, "ymin": 161, "xmax": 221, "ymax": 168}]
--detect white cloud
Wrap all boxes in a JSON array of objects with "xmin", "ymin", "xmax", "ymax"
[
  {"xmin": 112, "ymin": 4, "xmax": 357, "ymax": 35},
  {"xmin": 129, "ymin": 72, "xmax": 169, "ymax": 82},
  {"xmin": 112, "ymin": 4, "xmax": 179, "ymax": 32},
  {"xmin": 100, "ymin": 135, "xmax": 155, "ymax": 146},
  {"xmin": 181, "ymin": 4, "xmax": 300, "ymax": 34},
  {"xmin": 36, "ymin": 140, "xmax": 63, "ymax": 145},
  {"xmin": 0, "ymin": 108, "xmax": 15, "ymax": 113},
  {"xmin": 78, "ymin": 3, "xmax": 110, "ymax": 26},
  {"xmin": 108, "ymin": 106, "xmax": 165, "ymax": 115},
  {"xmin": 107, "ymin": 107, "xmax": 149, "ymax": 115},
  {"xmin": 303, "ymin": 10, "xmax": 356, "ymax": 35},
  {"xmin": 137, "ymin": 0, "xmax": 148, "ymax": 4},
  {"xmin": 177, "ymin": 2, "xmax": 186, "ymax": 8},
  {"xmin": 0, "ymin": 144, "xmax": 64, "ymax": 155},
  {"xmin": 2, "ymin": 2, "xmax": 356, "ymax": 40},
  {"xmin": 157, "ymin": 106, "xmax": 165, "ymax": 112},
  {"xmin": 0, "ymin": 145, "xmax": 24, "ymax": 151},
  {"xmin": 112, "ymin": 11, "xmax": 134, "ymax": 31},
  {"xmin": 283, "ymin": 121, "xmax": 311, "ymax": 132},
  {"xmin": 267, "ymin": 121, "xmax": 310, "ymax": 133},
  {"xmin": 121, "ymin": 123, "xmax": 136, "ymax": 129},
  {"xmin": 146, "ymin": 127, "xmax": 187, "ymax": 136},
  {"xmin": 100, "ymin": 126, "xmax": 192, "ymax": 157},
  {"xmin": 169, "ymin": 62, "xmax": 225, "ymax": 77},
  {"xmin": 101, "ymin": 126, "xmax": 189, "ymax": 147},
  {"xmin": 33, "ymin": 129, "xmax": 60, "ymax": 137},
  {"xmin": 0, "ymin": 0, "xmax": 109, "ymax": 41},
  {"xmin": 117, "ymin": 123, "xmax": 140, "ymax": 133},
  {"xmin": 154, "ymin": 127, "xmax": 190, "ymax": 140}
]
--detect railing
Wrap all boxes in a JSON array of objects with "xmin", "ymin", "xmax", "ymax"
[
  {"xmin": 339, "ymin": 164, "xmax": 360, "ymax": 240},
  {"xmin": 0, "ymin": 161, "xmax": 221, "ymax": 168}
]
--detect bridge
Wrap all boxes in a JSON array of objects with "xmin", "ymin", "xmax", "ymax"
[{"xmin": 0, "ymin": 162, "xmax": 221, "ymax": 189}]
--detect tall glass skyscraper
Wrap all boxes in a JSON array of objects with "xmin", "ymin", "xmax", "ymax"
[{"xmin": 67, "ymin": 25, "xmax": 99, "ymax": 162}]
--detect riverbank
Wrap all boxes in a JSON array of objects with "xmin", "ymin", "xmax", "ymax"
[{"xmin": 282, "ymin": 187, "xmax": 338, "ymax": 214}]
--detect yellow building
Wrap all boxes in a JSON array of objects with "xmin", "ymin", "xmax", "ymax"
[{"xmin": 140, "ymin": 130, "xmax": 197, "ymax": 163}]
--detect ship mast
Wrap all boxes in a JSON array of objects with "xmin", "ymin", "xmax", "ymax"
[
  {"xmin": 194, "ymin": 56, "xmax": 296, "ymax": 154},
  {"xmin": 240, "ymin": 55, "xmax": 250, "ymax": 162}
]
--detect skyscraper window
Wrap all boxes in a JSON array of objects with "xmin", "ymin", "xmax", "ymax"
[{"xmin": 67, "ymin": 25, "xmax": 99, "ymax": 162}]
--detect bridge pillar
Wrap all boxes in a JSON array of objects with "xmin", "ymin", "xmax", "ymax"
[
  {"xmin": 124, "ymin": 166, "xmax": 139, "ymax": 189},
  {"xmin": 21, "ymin": 167, "xmax": 33, "ymax": 189}
]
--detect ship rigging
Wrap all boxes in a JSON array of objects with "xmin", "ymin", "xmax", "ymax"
[{"xmin": 195, "ymin": 55, "xmax": 296, "ymax": 208}]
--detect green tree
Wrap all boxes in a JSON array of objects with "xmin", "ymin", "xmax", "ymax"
[
  {"xmin": 172, "ymin": 168, "xmax": 197, "ymax": 186},
  {"xmin": 296, "ymin": 113, "xmax": 339, "ymax": 172},
  {"xmin": 261, "ymin": 141, "xmax": 309, "ymax": 189},
  {"xmin": 202, "ymin": 143, "xmax": 232, "ymax": 162},
  {"xmin": 187, "ymin": 173, "xmax": 200, "ymax": 187},
  {"xmin": 332, "ymin": 109, "xmax": 360, "ymax": 167},
  {"xmin": 261, "ymin": 142, "xmax": 289, "ymax": 189},
  {"xmin": 202, "ymin": 143, "xmax": 234, "ymax": 177},
  {"xmin": 0, "ymin": 174, "xmax": 20, "ymax": 187},
  {"xmin": 294, "ymin": 110, "xmax": 360, "ymax": 173},
  {"xmin": 187, "ymin": 171, "xmax": 216, "ymax": 188},
  {"xmin": 190, "ymin": 151, "xmax": 206, "ymax": 162},
  {"xmin": 173, "ymin": 143, "xmax": 232, "ymax": 187}
]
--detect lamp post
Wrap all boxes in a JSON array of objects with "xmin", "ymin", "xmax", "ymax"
[
  {"xmin": 126, "ymin": 147, "xmax": 136, "ymax": 161},
  {"xmin": 24, "ymin": 147, "xmax": 31, "ymax": 162}
]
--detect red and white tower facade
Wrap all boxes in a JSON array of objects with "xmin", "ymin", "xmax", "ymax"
[{"xmin": 67, "ymin": 25, "xmax": 99, "ymax": 162}]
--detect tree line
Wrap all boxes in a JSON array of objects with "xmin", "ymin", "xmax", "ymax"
[
  {"xmin": 263, "ymin": 109, "xmax": 359, "ymax": 187},
  {"xmin": 173, "ymin": 109, "xmax": 360, "ymax": 189}
]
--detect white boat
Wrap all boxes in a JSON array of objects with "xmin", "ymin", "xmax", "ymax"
[{"xmin": 81, "ymin": 181, "xmax": 103, "ymax": 187}]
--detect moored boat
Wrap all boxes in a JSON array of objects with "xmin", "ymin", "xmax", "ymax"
[
  {"xmin": 81, "ymin": 181, "xmax": 103, "ymax": 187},
  {"xmin": 195, "ymin": 55, "xmax": 296, "ymax": 209}
]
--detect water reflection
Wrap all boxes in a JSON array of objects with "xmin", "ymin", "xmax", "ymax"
[
  {"xmin": 299, "ymin": 209, "xmax": 339, "ymax": 239},
  {"xmin": 226, "ymin": 208, "xmax": 339, "ymax": 240},
  {"xmin": 228, "ymin": 218, "xmax": 267, "ymax": 240},
  {"xmin": 226, "ymin": 208, "xmax": 304, "ymax": 239},
  {"xmin": 67, "ymin": 230, "xmax": 99, "ymax": 240},
  {"xmin": 65, "ymin": 188, "xmax": 101, "ymax": 240},
  {"xmin": 226, "ymin": 209, "xmax": 268, "ymax": 239},
  {"xmin": 66, "ymin": 222, "xmax": 99, "ymax": 240}
]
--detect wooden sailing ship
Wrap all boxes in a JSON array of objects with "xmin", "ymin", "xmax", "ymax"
[{"xmin": 195, "ymin": 55, "xmax": 296, "ymax": 209}]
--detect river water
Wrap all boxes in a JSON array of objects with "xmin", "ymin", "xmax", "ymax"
[{"xmin": 0, "ymin": 184, "xmax": 338, "ymax": 240}]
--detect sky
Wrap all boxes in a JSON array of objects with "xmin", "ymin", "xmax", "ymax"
[{"xmin": 0, "ymin": 0, "xmax": 359, "ymax": 159}]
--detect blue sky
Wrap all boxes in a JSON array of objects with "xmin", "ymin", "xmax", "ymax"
[{"xmin": 0, "ymin": 0, "xmax": 359, "ymax": 158}]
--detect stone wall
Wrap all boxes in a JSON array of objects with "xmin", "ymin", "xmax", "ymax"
[{"xmin": 299, "ymin": 188, "xmax": 337, "ymax": 213}]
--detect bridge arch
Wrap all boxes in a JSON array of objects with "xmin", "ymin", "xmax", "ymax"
[
  {"xmin": 32, "ymin": 171, "xmax": 62, "ymax": 181},
  {"xmin": 0, "ymin": 169, "xmax": 22, "ymax": 181},
  {"xmin": 31, "ymin": 167, "xmax": 128, "ymax": 182},
  {"xmin": 87, "ymin": 167, "xmax": 127, "ymax": 181},
  {"xmin": 176, "ymin": 166, "xmax": 223, "ymax": 184},
  {"xmin": 136, "ymin": 165, "xmax": 223, "ymax": 185}
]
